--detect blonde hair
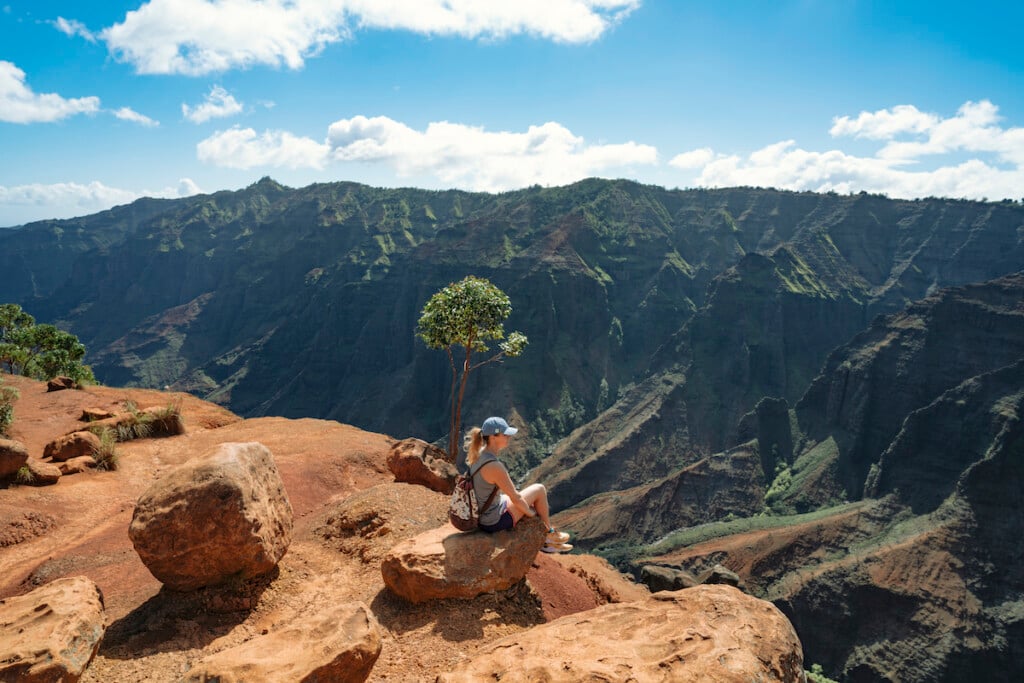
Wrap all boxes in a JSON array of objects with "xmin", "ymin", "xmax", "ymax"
[{"xmin": 465, "ymin": 427, "xmax": 488, "ymax": 466}]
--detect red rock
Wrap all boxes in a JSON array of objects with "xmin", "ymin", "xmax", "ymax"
[
  {"xmin": 0, "ymin": 438, "xmax": 29, "ymax": 479},
  {"xmin": 381, "ymin": 516, "xmax": 546, "ymax": 602},
  {"xmin": 44, "ymin": 431, "xmax": 101, "ymax": 462},
  {"xmin": 46, "ymin": 376, "xmax": 77, "ymax": 392},
  {"xmin": 128, "ymin": 441, "xmax": 294, "ymax": 591},
  {"xmin": 58, "ymin": 455, "xmax": 97, "ymax": 475},
  {"xmin": 184, "ymin": 601, "xmax": 382, "ymax": 682},
  {"xmin": 25, "ymin": 458, "xmax": 61, "ymax": 485},
  {"xmin": 439, "ymin": 584, "xmax": 805, "ymax": 682},
  {"xmin": 386, "ymin": 437, "xmax": 457, "ymax": 494},
  {"xmin": 0, "ymin": 576, "xmax": 106, "ymax": 682}
]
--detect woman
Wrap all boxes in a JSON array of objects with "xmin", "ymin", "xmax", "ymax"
[{"xmin": 466, "ymin": 416, "xmax": 572, "ymax": 553}]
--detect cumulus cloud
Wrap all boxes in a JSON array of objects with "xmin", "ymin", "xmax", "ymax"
[
  {"xmin": 672, "ymin": 100, "xmax": 1024, "ymax": 200},
  {"xmin": 196, "ymin": 115, "xmax": 657, "ymax": 190},
  {"xmin": 0, "ymin": 60, "xmax": 100, "ymax": 123},
  {"xmin": 99, "ymin": 0, "xmax": 639, "ymax": 75},
  {"xmin": 0, "ymin": 178, "xmax": 202, "ymax": 226},
  {"xmin": 182, "ymin": 85, "xmax": 244, "ymax": 123},
  {"xmin": 113, "ymin": 106, "xmax": 159, "ymax": 126},
  {"xmin": 196, "ymin": 127, "xmax": 331, "ymax": 169},
  {"xmin": 52, "ymin": 16, "xmax": 97, "ymax": 42}
]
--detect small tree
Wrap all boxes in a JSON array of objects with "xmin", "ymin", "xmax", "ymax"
[
  {"xmin": 0, "ymin": 303, "xmax": 95, "ymax": 383},
  {"xmin": 417, "ymin": 275, "xmax": 528, "ymax": 462}
]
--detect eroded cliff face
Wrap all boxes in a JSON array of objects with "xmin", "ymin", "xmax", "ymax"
[
  {"xmin": 626, "ymin": 275, "xmax": 1024, "ymax": 683},
  {"xmin": 795, "ymin": 273, "xmax": 1024, "ymax": 500}
]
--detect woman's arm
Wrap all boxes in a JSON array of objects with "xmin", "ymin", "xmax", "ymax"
[{"xmin": 480, "ymin": 462, "xmax": 535, "ymax": 517}]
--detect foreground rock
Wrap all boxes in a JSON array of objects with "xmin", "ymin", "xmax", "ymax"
[
  {"xmin": 0, "ymin": 438, "xmax": 29, "ymax": 479},
  {"xmin": 386, "ymin": 438, "xmax": 458, "ymax": 494},
  {"xmin": 316, "ymin": 482, "xmax": 450, "ymax": 563},
  {"xmin": 184, "ymin": 602, "xmax": 382, "ymax": 683},
  {"xmin": 382, "ymin": 517, "xmax": 546, "ymax": 602},
  {"xmin": 439, "ymin": 584, "xmax": 804, "ymax": 682},
  {"xmin": 0, "ymin": 576, "xmax": 106, "ymax": 682},
  {"xmin": 25, "ymin": 458, "xmax": 61, "ymax": 485},
  {"xmin": 44, "ymin": 431, "xmax": 101, "ymax": 462},
  {"xmin": 129, "ymin": 441, "xmax": 294, "ymax": 591}
]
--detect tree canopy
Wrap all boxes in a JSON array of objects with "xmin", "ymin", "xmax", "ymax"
[
  {"xmin": 0, "ymin": 304, "xmax": 95, "ymax": 383},
  {"xmin": 417, "ymin": 276, "xmax": 528, "ymax": 462}
]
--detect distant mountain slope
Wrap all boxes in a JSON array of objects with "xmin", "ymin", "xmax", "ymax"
[
  {"xmin": 602, "ymin": 274, "xmax": 1024, "ymax": 682},
  {"xmin": 1, "ymin": 179, "xmax": 1021, "ymax": 463}
]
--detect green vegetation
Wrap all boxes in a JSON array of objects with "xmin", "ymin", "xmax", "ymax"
[
  {"xmin": 0, "ymin": 376, "xmax": 16, "ymax": 435},
  {"xmin": 0, "ymin": 304, "xmax": 95, "ymax": 383},
  {"xmin": 13, "ymin": 464, "xmax": 35, "ymax": 485},
  {"xmin": 87, "ymin": 400, "xmax": 184, "ymax": 444},
  {"xmin": 806, "ymin": 663, "xmax": 840, "ymax": 683},
  {"xmin": 92, "ymin": 428, "xmax": 119, "ymax": 471},
  {"xmin": 417, "ymin": 275, "xmax": 528, "ymax": 461},
  {"xmin": 595, "ymin": 501, "xmax": 871, "ymax": 568}
]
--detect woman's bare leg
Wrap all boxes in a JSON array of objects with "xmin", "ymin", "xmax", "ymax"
[{"xmin": 511, "ymin": 483, "xmax": 552, "ymax": 528}]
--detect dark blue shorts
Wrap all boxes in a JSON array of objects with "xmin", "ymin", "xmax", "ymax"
[{"xmin": 479, "ymin": 510, "xmax": 515, "ymax": 532}]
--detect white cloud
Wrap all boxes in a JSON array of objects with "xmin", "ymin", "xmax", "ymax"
[
  {"xmin": 182, "ymin": 85, "xmax": 244, "ymax": 123},
  {"xmin": 0, "ymin": 179, "xmax": 203, "ymax": 226},
  {"xmin": 196, "ymin": 115, "xmax": 657, "ymax": 190},
  {"xmin": 99, "ymin": 0, "xmax": 639, "ymax": 75},
  {"xmin": 113, "ymin": 106, "xmax": 159, "ymax": 127},
  {"xmin": 324, "ymin": 116, "xmax": 657, "ymax": 190},
  {"xmin": 52, "ymin": 16, "xmax": 97, "ymax": 42},
  {"xmin": 669, "ymin": 147, "xmax": 715, "ymax": 169},
  {"xmin": 196, "ymin": 126, "xmax": 331, "ymax": 169},
  {"xmin": 0, "ymin": 60, "xmax": 100, "ymax": 123},
  {"xmin": 672, "ymin": 101, "xmax": 1024, "ymax": 201}
]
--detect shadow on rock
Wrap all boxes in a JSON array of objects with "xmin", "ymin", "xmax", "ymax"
[
  {"xmin": 369, "ymin": 579, "xmax": 544, "ymax": 643},
  {"xmin": 100, "ymin": 567, "xmax": 279, "ymax": 658}
]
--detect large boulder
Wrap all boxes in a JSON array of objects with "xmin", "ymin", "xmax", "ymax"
[
  {"xmin": 381, "ymin": 516, "xmax": 546, "ymax": 602},
  {"xmin": 184, "ymin": 602, "xmax": 382, "ymax": 683},
  {"xmin": 129, "ymin": 441, "xmax": 294, "ymax": 591},
  {"xmin": 0, "ymin": 438, "xmax": 29, "ymax": 479},
  {"xmin": 386, "ymin": 438, "xmax": 458, "ymax": 494},
  {"xmin": 438, "ymin": 584, "xmax": 805, "ymax": 682},
  {"xmin": 0, "ymin": 576, "xmax": 106, "ymax": 682},
  {"xmin": 44, "ymin": 431, "xmax": 101, "ymax": 462}
]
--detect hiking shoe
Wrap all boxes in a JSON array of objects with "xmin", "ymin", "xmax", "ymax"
[
  {"xmin": 546, "ymin": 529, "xmax": 570, "ymax": 544},
  {"xmin": 541, "ymin": 542, "xmax": 573, "ymax": 554}
]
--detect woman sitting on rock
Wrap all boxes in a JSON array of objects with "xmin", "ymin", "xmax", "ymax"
[{"xmin": 466, "ymin": 416, "xmax": 572, "ymax": 553}]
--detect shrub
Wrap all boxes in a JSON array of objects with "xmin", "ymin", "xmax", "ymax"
[
  {"xmin": 92, "ymin": 428, "xmax": 119, "ymax": 471},
  {"xmin": 0, "ymin": 377, "xmax": 16, "ymax": 436},
  {"xmin": 13, "ymin": 464, "xmax": 35, "ymax": 485}
]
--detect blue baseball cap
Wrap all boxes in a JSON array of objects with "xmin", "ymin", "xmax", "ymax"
[{"xmin": 481, "ymin": 416, "xmax": 518, "ymax": 436}]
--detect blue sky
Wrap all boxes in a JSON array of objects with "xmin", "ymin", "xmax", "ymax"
[{"xmin": 2, "ymin": 1, "xmax": 1023, "ymax": 227}]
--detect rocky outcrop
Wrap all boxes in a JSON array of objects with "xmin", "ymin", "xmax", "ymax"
[
  {"xmin": 25, "ymin": 458, "xmax": 61, "ymax": 485},
  {"xmin": 552, "ymin": 442, "xmax": 765, "ymax": 550},
  {"xmin": 0, "ymin": 576, "xmax": 106, "ymax": 682},
  {"xmin": 530, "ymin": 372, "xmax": 697, "ymax": 511},
  {"xmin": 129, "ymin": 441, "xmax": 293, "ymax": 591},
  {"xmin": 386, "ymin": 438, "xmax": 457, "ymax": 494},
  {"xmin": 184, "ymin": 601, "xmax": 382, "ymax": 683},
  {"xmin": 0, "ymin": 438, "xmax": 29, "ymax": 479},
  {"xmin": 44, "ymin": 430, "xmax": 100, "ymax": 462},
  {"xmin": 316, "ymin": 482, "xmax": 449, "ymax": 563},
  {"xmin": 57, "ymin": 455, "xmax": 96, "ymax": 475},
  {"xmin": 381, "ymin": 517, "xmax": 547, "ymax": 602},
  {"xmin": 438, "ymin": 584, "xmax": 804, "ymax": 682},
  {"xmin": 797, "ymin": 273, "xmax": 1024, "ymax": 499},
  {"xmin": 46, "ymin": 376, "xmax": 77, "ymax": 392},
  {"xmin": 639, "ymin": 564, "xmax": 698, "ymax": 592}
]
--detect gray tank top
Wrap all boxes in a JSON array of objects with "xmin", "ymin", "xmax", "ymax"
[{"xmin": 471, "ymin": 451, "xmax": 503, "ymax": 526}]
